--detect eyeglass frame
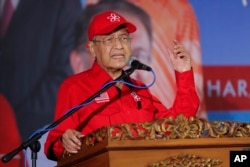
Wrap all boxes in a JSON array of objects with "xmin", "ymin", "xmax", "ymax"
[{"xmin": 92, "ymin": 34, "xmax": 132, "ymax": 46}]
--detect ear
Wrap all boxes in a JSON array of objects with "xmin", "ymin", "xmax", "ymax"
[
  {"xmin": 88, "ymin": 41, "xmax": 97, "ymax": 59},
  {"xmin": 70, "ymin": 50, "xmax": 85, "ymax": 74}
]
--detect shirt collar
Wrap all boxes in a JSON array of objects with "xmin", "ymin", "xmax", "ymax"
[
  {"xmin": 88, "ymin": 61, "xmax": 115, "ymax": 89},
  {"xmin": 88, "ymin": 61, "xmax": 133, "ymax": 91}
]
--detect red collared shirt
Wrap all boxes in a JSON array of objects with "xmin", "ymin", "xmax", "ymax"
[{"xmin": 44, "ymin": 61, "xmax": 199, "ymax": 160}]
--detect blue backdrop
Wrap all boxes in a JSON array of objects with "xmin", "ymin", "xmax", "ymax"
[{"xmin": 189, "ymin": 0, "xmax": 250, "ymax": 122}]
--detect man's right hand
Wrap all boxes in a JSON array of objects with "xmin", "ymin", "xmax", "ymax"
[{"xmin": 61, "ymin": 129, "xmax": 84, "ymax": 154}]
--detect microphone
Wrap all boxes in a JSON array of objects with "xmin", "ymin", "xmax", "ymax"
[{"xmin": 127, "ymin": 57, "xmax": 152, "ymax": 71}]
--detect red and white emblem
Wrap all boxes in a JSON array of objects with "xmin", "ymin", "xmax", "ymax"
[{"xmin": 107, "ymin": 13, "xmax": 120, "ymax": 22}]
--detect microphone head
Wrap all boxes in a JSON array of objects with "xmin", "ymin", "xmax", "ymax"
[
  {"xmin": 127, "ymin": 57, "xmax": 137, "ymax": 67},
  {"xmin": 127, "ymin": 57, "xmax": 152, "ymax": 71}
]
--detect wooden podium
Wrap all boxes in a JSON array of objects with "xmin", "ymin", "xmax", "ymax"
[{"xmin": 57, "ymin": 115, "xmax": 250, "ymax": 167}]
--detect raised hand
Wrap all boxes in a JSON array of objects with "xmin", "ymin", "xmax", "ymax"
[{"xmin": 170, "ymin": 40, "xmax": 192, "ymax": 72}]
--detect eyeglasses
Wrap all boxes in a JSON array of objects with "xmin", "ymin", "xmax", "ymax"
[{"xmin": 93, "ymin": 34, "xmax": 132, "ymax": 46}]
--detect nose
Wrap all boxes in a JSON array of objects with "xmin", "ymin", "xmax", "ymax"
[{"xmin": 113, "ymin": 37, "xmax": 123, "ymax": 48}]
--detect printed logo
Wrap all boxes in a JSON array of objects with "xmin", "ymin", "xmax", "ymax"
[
  {"xmin": 230, "ymin": 150, "xmax": 250, "ymax": 167},
  {"xmin": 131, "ymin": 91, "xmax": 141, "ymax": 102},
  {"xmin": 107, "ymin": 13, "xmax": 120, "ymax": 22}
]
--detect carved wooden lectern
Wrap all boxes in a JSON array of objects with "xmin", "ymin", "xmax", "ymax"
[{"xmin": 57, "ymin": 115, "xmax": 250, "ymax": 167}]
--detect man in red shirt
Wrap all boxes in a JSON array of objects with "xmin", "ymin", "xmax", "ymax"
[{"xmin": 44, "ymin": 10, "xmax": 199, "ymax": 161}]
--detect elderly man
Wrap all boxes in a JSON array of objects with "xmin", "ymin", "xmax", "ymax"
[{"xmin": 44, "ymin": 10, "xmax": 199, "ymax": 161}]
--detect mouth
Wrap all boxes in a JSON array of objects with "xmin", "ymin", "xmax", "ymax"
[
  {"xmin": 111, "ymin": 53, "xmax": 125, "ymax": 59},
  {"xmin": 110, "ymin": 54, "xmax": 128, "ymax": 68}
]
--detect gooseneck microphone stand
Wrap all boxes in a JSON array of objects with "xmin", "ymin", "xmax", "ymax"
[{"xmin": 1, "ymin": 68, "xmax": 135, "ymax": 167}]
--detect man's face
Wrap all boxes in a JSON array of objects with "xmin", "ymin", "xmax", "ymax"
[
  {"xmin": 89, "ymin": 28, "xmax": 131, "ymax": 74},
  {"xmin": 71, "ymin": 12, "xmax": 152, "ymax": 83}
]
